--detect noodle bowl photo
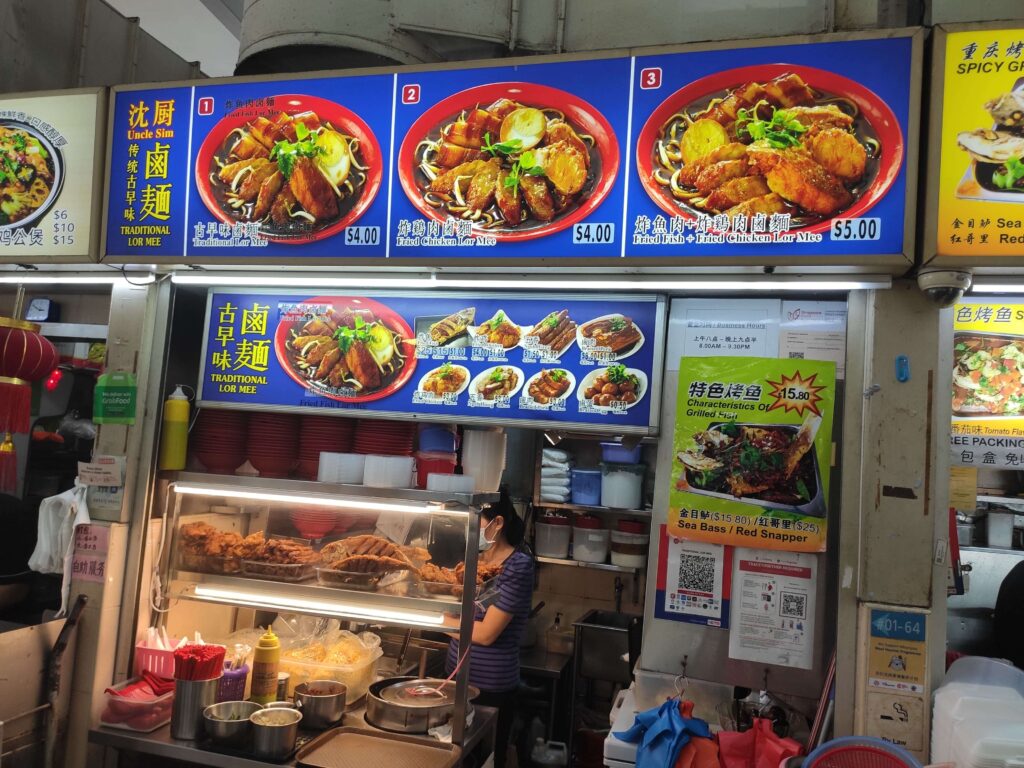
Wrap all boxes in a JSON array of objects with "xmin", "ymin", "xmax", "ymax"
[
  {"xmin": 635, "ymin": 64, "xmax": 904, "ymax": 234},
  {"xmin": 194, "ymin": 94, "xmax": 383, "ymax": 243},
  {"xmin": 398, "ymin": 82, "xmax": 620, "ymax": 241},
  {"xmin": 0, "ymin": 120, "xmax": 63, "ymax": 230}
]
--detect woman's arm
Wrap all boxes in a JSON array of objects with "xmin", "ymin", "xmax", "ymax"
[{"xmin": 443, "ymin": 604, "xmax": 514, "ymax": 647}]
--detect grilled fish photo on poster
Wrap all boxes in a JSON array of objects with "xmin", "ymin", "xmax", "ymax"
[{"xmin": 956, "ymin": 81, "xmax": 1024, "ymax": 201}]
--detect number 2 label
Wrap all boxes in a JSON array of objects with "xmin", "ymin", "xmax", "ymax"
[{"xmin": 402, "ymin": 84, "xmax": 420, "ymax": 104}]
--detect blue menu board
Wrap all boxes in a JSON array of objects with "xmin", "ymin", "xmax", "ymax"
[
  {"xmin": 389, "ymin": 57, "xmax": 630, "ymax": 258},
  {"xmin": 624, "ymin": 36, "xmax": 914, "ymax": 258},
  {"xmin": 197, "ymin": 290, "xmax": 664, "ymax": 433}
]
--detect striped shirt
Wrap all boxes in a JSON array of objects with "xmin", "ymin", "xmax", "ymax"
[{"xmin": 447, "ymin": 549, "xmax": 534, "ymax": 693}]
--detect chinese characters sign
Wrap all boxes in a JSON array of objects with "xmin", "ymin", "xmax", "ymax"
[
  {"xmin": 198, "ymin": 290, "xmax": 663, "ymax": 434},
  {"xmin": 0, "ymin": 90, "xmax": 103, "ymax": 261},
  {"xmin": 104, "ymin": 32, "xmax": 916, "ymax": 263},
  {"xmin": 668, "ymin": 357, "xmax": 836, "ymax": 552},
  {"xmin": 951, "ymin": 300, "xmax": 1024, "ymax": 469},
  {"xmin": 934, "ymin": 27, "xmax": 1024, "ymax": 258}
]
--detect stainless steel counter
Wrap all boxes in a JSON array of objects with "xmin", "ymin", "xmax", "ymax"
[{"xmin": 89, "ymin": 704, "xmax": 497, "ymax": 767}]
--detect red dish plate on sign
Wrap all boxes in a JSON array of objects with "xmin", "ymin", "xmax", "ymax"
[
  {"xmin": 274, "ymin": 296, "xmax": 417, "ymax": 404},
  {"xmin": 398, "ymin": 81, "xmax": 620, "ymax": 242},
  {"xmin": 194, "ymin": 94, "xmax": 383, "ymax": 244},
  {"xmin": 635, "ymin": 64, "xmax": 904, "ymax": 235}
]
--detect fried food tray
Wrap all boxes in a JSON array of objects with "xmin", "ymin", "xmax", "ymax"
[{"xmin": 296, "ymin": 726, "xmax": 461, "ymax": 768}]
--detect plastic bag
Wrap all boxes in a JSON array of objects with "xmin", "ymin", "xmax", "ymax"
[{"xmin": 718, "ymin": 718, "xmax": 802, "ymax": 768}]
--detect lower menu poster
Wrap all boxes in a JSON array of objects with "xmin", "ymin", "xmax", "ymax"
[{"xmin": 198, "ymin": 290, "xmax": 664, "ymax": 433}]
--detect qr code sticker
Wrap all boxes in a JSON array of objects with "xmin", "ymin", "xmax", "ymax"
[
  {"xmin": 678, "ymin": 553, "xmax": 715, "ymax": 594},
  {"xmin": 789, "ymin": 352, "xmax": 805, "ymax": 359},
  {"xmin": 780, "ymin": 592, "xmax": 807, "ymax": 619}
]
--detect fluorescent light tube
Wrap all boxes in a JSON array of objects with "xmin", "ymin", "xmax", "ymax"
[
  {"xmin": 171, "ymin": 273, "xmax": 437, "ymax": 288},
  {"xmin": 971, "ymin": 283, "xmax": 1024, "ymax": 294},
  {"xmin": 192, "ymin": 584, "xmax": 445, "ymax": 626},
  {"xmin": 173, "ymin": 483, "xmax": 458, "ymax": 515},
  {"xmin": 0, "ymin": 273, "xmax": 155, "ymax": 284}
]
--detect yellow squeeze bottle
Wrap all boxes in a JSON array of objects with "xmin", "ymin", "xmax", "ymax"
[
  {"xmin": 250, "ymin": 627, "xmax": 281, "ymax": 704},
  {"xmin": 157, "ymin": 386, "xmax": 189, "ymax": 470}
]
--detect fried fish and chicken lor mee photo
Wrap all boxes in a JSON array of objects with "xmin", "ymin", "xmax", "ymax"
[
  {"xmin": 417, "ymin": 97, "xmax": 596, "ymax": 230},
  {"xmin": 210, "ymin": 109, "xmax": 368, "ymax": 235},
  {"xmin": 654, "ymin": 73, "xmax": 878, "ymax": 225}
]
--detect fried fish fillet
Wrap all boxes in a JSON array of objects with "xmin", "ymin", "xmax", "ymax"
[
  {"xmin": 804, "ymin": 128, "xmax": 866, "ymax": 184},
  {"xmin": 747, "ymin": 145, "xmax": 851, "ymax": 216}
]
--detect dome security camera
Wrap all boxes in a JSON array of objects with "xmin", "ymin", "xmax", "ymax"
[{"xmin": 917, "ymin": 269, "xmax": 973, "ymax": 308}]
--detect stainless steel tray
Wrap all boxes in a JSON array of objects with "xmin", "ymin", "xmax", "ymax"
[{"xmin": 296, "ymin": 726, "xmax": 461, "ymax": 768}]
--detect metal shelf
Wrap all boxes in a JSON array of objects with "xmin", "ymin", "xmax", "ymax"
[
  {"xmin": 535, "ymin": 555, "xmax": 641, "ymax": 574},
  {"xmin": 534, "ymin": 500, "xmax": 652, "ymax": 518},
  {"xmin": 171, "ymin": 471, "xmax": 497, "ymax": 510},
  {"xmin": 39, "ymin": 321, "xmax": 108, "ymax": 339},
  {"xmin": 171, "ymin": 571, "xmax": 465, "ymax": 625}
]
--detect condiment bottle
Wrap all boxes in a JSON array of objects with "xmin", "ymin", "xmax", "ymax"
[
  {"xmin": 157, "ymin": 386, "xmax": 189, "ymax": 470},
  {"xmin": 250, "ymin": 627, "xmax": 281, "ymax": 704}
]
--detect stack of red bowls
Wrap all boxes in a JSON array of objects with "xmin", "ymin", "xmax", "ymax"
[
  {"xmin": 191, "ymin": 410, "xmax": 248, "ymax": 473},
  {"xmin": 247, "ymin": 413, "xmax": 299, "ymax": 477},
  {"xmin": 353, "ymin": 419, "xmax": 415, "ymax": 456},
  {"xmin": 290, "ymin": 507, "xmax": 337, "ymax": 540},
  {"xmin": 296, "ymin": 415, "xmax": 356, "ymax": 480}
]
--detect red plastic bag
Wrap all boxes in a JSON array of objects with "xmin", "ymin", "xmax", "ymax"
[{"xmin": 717, "ymin": 718, "xmax": 802, "ymax": 768}]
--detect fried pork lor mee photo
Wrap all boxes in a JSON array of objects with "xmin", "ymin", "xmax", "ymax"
[{"xmin": 652, "ymin": 72, "xmax": 879, "ymax": 226}]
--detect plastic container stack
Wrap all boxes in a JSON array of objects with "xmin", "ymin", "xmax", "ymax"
[
  {"xmin": 461, "ymin": 427, "xmax": 507, "ymax": 492},
  {"xmin": 570, "ymin": 468, "xmax": 602, "ymax": 506},
  {"xmin": 601, "ymin": 462, "xmax": 644, "ymax": 510},
  {"xmin": 540, "ymin": 448, "xmax": 573, "ymax": 503},
  {"xmin": 610, "ymin": 519, "xmax": 649, "ymax": 568},
  {"xmin": 572, "ymin": 515, "xmax": 609, "ymax": 563},
  {"xmin": 535, "ymin": 512, "xmax": 572, "ymax": 559},
  {"xmin": 932, "ymin": 656, "xmax": 1024, "ymax": 768}
]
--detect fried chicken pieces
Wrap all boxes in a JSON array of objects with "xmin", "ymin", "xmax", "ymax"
[
  {"xmin": 667, "ymin": 73, "xmax": 870, "ymax": 223},
  {"xmin": 179, "ymin": 521, "xmax": 266, "ymax": 573}
]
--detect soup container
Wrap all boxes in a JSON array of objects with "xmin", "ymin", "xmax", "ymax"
[
  {"xmin": 250, "ymin": 707, "xmax": 302, "ymax": 761},
  {"xmin": 203, "ymin": 701, "xmax": 261, "ymax": 747},
  {"xmin": 293, "ymin": 680, "xmax": 347, "ymax": 730}
]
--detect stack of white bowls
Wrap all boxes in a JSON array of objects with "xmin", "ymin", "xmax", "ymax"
[
  {"xmin": 460, "ymin": 428, "xmax": 507, "ymax": 492},
  {"xmin": 426, "ymin": 473, "xmax": 476, "ymax": 494},
  {"xmin": 317, "ymin": 452, "xmax": 366, "ymax": 484}
]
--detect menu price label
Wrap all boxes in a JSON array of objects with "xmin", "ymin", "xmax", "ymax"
[{"xmin": 198, "ymin": 290, "xmax": 662, "ymax": 433}]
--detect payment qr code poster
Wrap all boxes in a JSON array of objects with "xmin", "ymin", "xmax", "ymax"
[
  {"xmin": 655, "ymin": 525, "xmax": 732, "ymax": 627},
  {"xmin": 728, "ymin": 547, "xmax": 816, "ymax": 669}
]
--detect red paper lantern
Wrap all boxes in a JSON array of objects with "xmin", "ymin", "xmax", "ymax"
[{"xmin": 0, "ymin": 316, "xmax": 58, "ymax": 434}]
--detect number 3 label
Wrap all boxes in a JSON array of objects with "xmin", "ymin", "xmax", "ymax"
[{"xmin": 640, "ymin": 68, "xmax": 662, "ymax": 90}]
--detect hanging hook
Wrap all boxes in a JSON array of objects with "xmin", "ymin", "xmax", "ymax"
[
  {"xmin": 763, "ymin": 667, "xmax": 770, "ymax": 692},
  {"xmin": 674, "ymin": 655, "xmax": 689, "ymax": 698}
]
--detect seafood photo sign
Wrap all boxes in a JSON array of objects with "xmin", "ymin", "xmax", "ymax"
[
  {"xmin": 0, "ymin": 89, "xmax": 104, "ymax": 262},
  {"xmin": 931, "ymin": 26, "xmax": 1024, "ymax": 260},
  {"xmin": 669, "ymin": 357, "xmax": 836, "ymax": 553},
  {"xmin": 196, "ymin": 289, "xmax": 663, "ymax": 433},
  {"xmin": 950, "ymin": 299, "xmax": 1024, "ymax": 469},
  {"xmin": 102, "ymin": 31, "xmax": 917, "ymax": 263}
]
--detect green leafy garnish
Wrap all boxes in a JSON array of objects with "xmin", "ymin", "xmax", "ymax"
[
  {"xmin": 609, "ymin": 316, "xmax": 628, "ymax": 332},
  {"xmin": 502, "ymin": 149, "xmax": 545, "ymax": 195},
  {"xmin": 485, "ymin": 311, "xmax": 506, "ymax": 330},
  {"xmin": 333, "ymin": 316, "xmax": 374, "ymax": 354},
  {"xmin": 12, "ymin": 133, "xmax": 26, "ymax": 152},
  {"xmin": 489, "ymin": 367, "xmax": 508, "ymax": 382},
  {"xmin": 736, "ymin": 105, "xmax": 808, "ymax": 149},
  {"xmin": 549, "ymin": 369, "xmax": 567, "ymax": 382},
  {"xmin": 544, "ymin": 314, "xmax": 561, "ymax": 328},
  {"xmin": 438, "ymin": 362, "xmax": 454, "ymax": 378},
  {"xmin": 482, "ymin": 132, "xmax": 523, "ymax": 157},
  {"xmin": 993, "ymin": 156, "xmax": 1024, "ymax": 190},
  {"xmin": 269, "ymin": 122, "xmax": 322, "ymax": 180},
  {"xmin": 720, "ymin": 422, "xmax": 740, "ymax": 437},
  {"xmin": 605, "ymin": 364, "xmax": 638, "ymax": 386},
  {"xmin": 796, "ymin": 478, "xmax": 811, "ymax": 502}
]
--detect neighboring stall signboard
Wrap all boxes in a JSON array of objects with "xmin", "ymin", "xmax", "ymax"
[
  {"xmin": 197, "ymin": 290, "xmax": 664, "ymax": 434},
  {"xmin": 950, "ymin": 299, "xmax": 1024, "ymax": 469},
  {"xmin": 668, "ymin": 356, "xmax": 836, "ymax": 552},
  {"xmin": 626, "ymin": 36, "xmax": 915, "ymax": 259},
  {"xmin": 932, "ymin": 26, "xmax": 1024, "ymax": 259},
  {"xmin": 1, "ymin": 89, "xmax": 104, "ymax": 262},
  {"xmin": 103, "ymin": 31, "xmax": 918, "ymax": 264}
]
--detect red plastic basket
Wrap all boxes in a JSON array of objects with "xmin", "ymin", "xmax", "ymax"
[{"xmin": 134, "ymin": 642, "xmax": 176, "ymax": 679}]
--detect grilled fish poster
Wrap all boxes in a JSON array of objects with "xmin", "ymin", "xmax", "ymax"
[
  {"xmin": 669, "ymin": 357, "xmax": 836, "ymax": 552},
  {"xmin": 935, "ymin": 27, "xmax": 1024, "ymax": 257}
]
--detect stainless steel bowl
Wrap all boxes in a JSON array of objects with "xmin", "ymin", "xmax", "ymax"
[
  {"xmin": 250, "ymin": 707, "xmax": 302, "ymax": 760},
  {"xmin": 202, "ymin": 701, "xmax": 262, "ymax": 747},
  {"xmin": 294, "ymin": 680, "xmax": 347, "ymax": 730}
]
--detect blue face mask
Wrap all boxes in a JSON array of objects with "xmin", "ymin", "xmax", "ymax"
[{"xmin": 478, "ymin": 519, "xmax": 496, "ymax": 551}]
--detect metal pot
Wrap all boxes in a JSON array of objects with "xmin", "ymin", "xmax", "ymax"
[
  {"xmin": 202, "ymin": 701, "xmax": 261, "ymax": 747},
  {"xmin": 365, "ymin": 677, "xmax": 479, "ymax": 734},
  {"xmin": 250, "ymin": 707, "xmax": 301, "ymax": 761},
  {"xmin": 294, "ymin": 680, "xmax": 347, "ymax": 730}
]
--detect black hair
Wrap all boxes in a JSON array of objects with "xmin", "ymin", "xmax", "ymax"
[{"xmin": 481, "ymin": 486, "xmax": 525, "ymax": 547}]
